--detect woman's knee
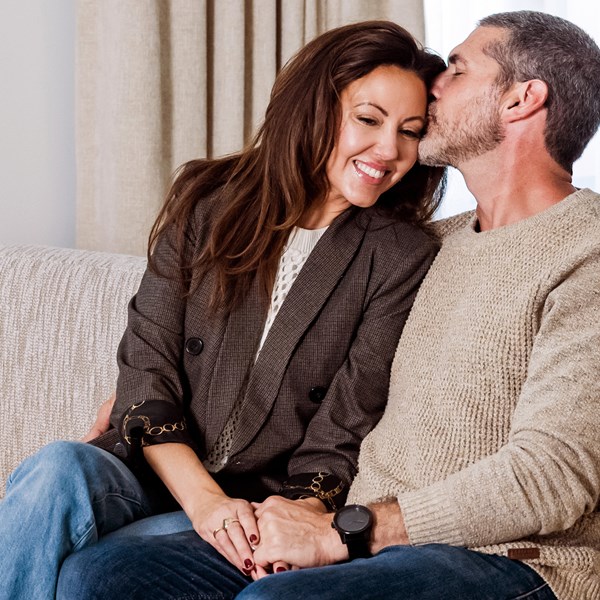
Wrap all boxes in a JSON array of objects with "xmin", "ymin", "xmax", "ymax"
[
  {"xmin": 9, "ymin": 441, "xmax": 96, "ymax": 488},
  {"xmin": 7, "ymin": 440, "xmax": 127, "ymax": 505}
]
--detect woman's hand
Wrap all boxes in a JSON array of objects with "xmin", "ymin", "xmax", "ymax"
[
  {"xmin": 191, "ymin": 492, "xmax": 260, "ymax": 575},
  {"xmin": 81, "ymin": 392, "xmax": 115, "ymax": 441},
  {"xmin": 143, "ymin": 443, "xmax": 259, "ymax": 576}
]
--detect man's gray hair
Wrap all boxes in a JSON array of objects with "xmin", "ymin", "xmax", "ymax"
[{"xmin": 480, "ymin": 11, "xmax": 600, "ymax": 172}]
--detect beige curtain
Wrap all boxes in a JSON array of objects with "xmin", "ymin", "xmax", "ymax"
[{"xmin": 76, "ymin": 0, "xmax": 425, "ymax": 256}]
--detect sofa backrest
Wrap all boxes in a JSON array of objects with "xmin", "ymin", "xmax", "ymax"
[{"xmin": 0, "ymin": 245, "xmax": 145, "ymax": 497}]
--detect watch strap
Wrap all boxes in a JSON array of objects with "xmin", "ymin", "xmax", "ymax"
[{"xmin": 345, "ymin": 535, "xmax": 371, "ymax": 560}]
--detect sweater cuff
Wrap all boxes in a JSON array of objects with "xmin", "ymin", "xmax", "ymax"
[{"xmin": 398, "ymin": 486, "xmax": 465, "ymax": 546}]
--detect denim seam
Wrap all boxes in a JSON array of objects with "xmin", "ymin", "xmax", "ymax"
[
  {"xmin": 171, "ymin": 595, "xmax": 229, "ymax": 600},
  {"xmin": 91, "ymin": 490, "xmax": 152, "ymax": 515},
  {"xmin": 72, "ymin": 521, "xmax": 98, "ymax": 552},
  {"xmin": 72, "ymin": 492, "xmax": 152, "ymax": 552},
  {"xmin": 510, "ymin": 581, "xmax": 551, "ymax": 600}
]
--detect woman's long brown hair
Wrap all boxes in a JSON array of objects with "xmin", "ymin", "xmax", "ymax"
[{"xmin": 148, "ymin": 21, "xmax": 446, "ymax": 313}]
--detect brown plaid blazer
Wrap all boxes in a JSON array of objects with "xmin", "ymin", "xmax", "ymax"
[{"xmin": 107, "ymin": 193, "xmax": 437, "ymax": 501}]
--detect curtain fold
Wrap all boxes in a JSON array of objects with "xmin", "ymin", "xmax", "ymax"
[{"xmin": 76, "ymin": 0, "xmax": 425, "ymax": 255}]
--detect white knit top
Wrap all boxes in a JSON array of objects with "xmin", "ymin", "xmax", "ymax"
[
  {"xmin": 257, "ymin": 226, "xmax": 328, "ymax": 353},
  {"xmin": 204, "ymin": 225, "xmax": 327, "ymax": 472},
  {"xmin": 348, "ymin": 189, "xmax": 600, "ymax": 600}
]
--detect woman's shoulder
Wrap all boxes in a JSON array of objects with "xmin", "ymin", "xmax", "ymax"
[
  {"xmin": 187, "ymin": 186, "xmax": 227, "ymax": 235},
  {"xmin": 360, "ymin": 209, "xmax": 439, "ymax": 253}
]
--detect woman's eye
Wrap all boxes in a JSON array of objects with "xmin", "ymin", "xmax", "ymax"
[
  {"xmin": 453, "ymin": 71, "xmax": 464, "ymax": 77},
  {"xmin": 357, "ymin": 116, "xmax": 378, "ymax": 126},
  {"xmin": 400, "ymin": 129, "xmax": 422, "ymax": 140}
]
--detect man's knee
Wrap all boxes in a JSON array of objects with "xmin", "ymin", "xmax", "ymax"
[
  {"xmin": 57, "ymin": 547, "xmax": 119, "ymax": 600},
  {"xmin": 237, "ymin": 571, "xmax": 304, "ymax": 600}
]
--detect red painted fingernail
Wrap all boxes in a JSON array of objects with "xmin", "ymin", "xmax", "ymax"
[
  {"xmin": 242, "ymin": 568, "xmax": 252, "ymax": 576},
  {"xmin": 244, "ymin": 559, "xmax": 253, "ymax": 569},
  {"xmin": 249, "ymin": 534, "xmax": 258, "ymax": 543},
  {"xmin": 276, "ymin": 567, "xmax": 287, "ymax": 573}
]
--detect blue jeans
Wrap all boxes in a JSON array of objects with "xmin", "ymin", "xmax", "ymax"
[
  {"xmin": 56, "ymin": 531, "xmax": 556, "ymax": 600},
  {"xmin": 238, "ymin": 544, "xmax": 558, "ymax": 600},
  {"xmin": 0, "ymin": 440, "xmax": 190, "ymax": 599}
]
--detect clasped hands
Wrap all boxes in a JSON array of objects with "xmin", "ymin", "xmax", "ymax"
[
  {"xmin": 82, "ymin": 395, "xmax": 408, "ymax": 576},
  {"xmin": 81, "ymin": 395, "xmax": 339, "ymax": 578},
  {"xmin": 201, "ymin": 494, "xmax": 337, "ymax": 581}
]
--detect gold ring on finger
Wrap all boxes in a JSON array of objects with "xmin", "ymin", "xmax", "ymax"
[
  {"xmin": 212, "ymin": 526, "xmax": 225, "ymax": 538},
  {"xmin": 222, "ymin": 517, "xmax": 241, "ymax": 531}
]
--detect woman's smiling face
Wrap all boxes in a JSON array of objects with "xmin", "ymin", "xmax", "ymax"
[{"xmin": 324, "ymin": 65, "xmax": 427, "ymax": 216}]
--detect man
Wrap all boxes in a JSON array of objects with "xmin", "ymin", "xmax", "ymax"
[
  {"xmin": 232, "ymin": 10, "xmax": 600, "ymax": 600},
  {"xmin": 59, "ymin": 11, "xmax": 600, "ymax": 600}
]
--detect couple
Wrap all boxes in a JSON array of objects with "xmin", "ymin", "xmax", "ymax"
[{"xmin": 3, "ymin": 10, "xmax": 600, "ymax": 600}]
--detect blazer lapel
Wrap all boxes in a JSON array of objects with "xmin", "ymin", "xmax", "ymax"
[
  {"xmin": 204, "ymin": 275, "xmax": 267, "ymax": 450},
  {"xmin": 229, "ymin": 207, "xmax": 369, "ymax": 456}
]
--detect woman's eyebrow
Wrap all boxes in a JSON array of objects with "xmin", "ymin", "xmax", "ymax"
[
  {"xmin": 353, "ymin": 104, "xmax": 426, "ymax": 125},
  {"xmin": 354, "ymin": 101, "xmax": 388, "ymax": 116},
  {"xmin": 403, "ymin": 116, "xmax": 426, "ymax": 125}
]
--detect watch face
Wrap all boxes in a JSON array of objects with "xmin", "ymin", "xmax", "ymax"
[{"xmin": 336, "ymin": 505, "xmax": 372, "ymax": 534}]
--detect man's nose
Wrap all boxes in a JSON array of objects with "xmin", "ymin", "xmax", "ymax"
[{"xmin": 430, "ymin": 69, "xmax": 449, "ymax": 99}]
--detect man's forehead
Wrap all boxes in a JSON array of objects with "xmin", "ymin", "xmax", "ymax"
[{"xmin": 447, "ymin": 26, "xmax": 506, "ymax": 66}]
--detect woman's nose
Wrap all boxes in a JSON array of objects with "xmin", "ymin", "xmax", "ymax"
[{"xmin": 375, "ymin": 131, "xmax": 399, "ymax": 161}]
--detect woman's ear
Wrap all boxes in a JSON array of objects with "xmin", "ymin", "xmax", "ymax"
[{"xmin": 501, "ymin": 79, "xmax": 548, "ymax": 122}]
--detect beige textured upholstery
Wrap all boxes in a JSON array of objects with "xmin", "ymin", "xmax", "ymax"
[{"xmin": 0, "ymin": 245, "xmax": 145, "ymax": 497}]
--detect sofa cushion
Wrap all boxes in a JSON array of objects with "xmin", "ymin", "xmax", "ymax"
[{"xmin": 0, "ymin": 245, "xmax": 145, "ymax": 497}]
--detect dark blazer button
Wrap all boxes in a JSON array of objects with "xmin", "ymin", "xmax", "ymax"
[
  {"xmin": 113, "ymin": 442, "xmax": 127, "ymax": 458},
  {"xmin": 309, "ymin": 386, "xmax": 327, "ymax": 403},
  {"xmin": 185, "ymin": 337, "xmax": 204, "ymax": 355}
]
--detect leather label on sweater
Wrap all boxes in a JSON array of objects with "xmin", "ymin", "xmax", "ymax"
[{"xmin": 507, "ymin": 548, "xmax": 540, "ymax": 560}]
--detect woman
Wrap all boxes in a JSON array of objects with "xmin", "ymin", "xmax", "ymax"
[{"xmin": 0, "ymin": 21, "xmax": 444, "ymax": 599}]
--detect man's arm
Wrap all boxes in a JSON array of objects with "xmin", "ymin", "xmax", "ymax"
[
  {"xmin": 251, "ymin": 497, "xmax": 409, "ymax": 574},
  {"xmin": 394, "ymin": 257, "xmax": 600, "ymax": 549},
  {"xmin": 253, "ymin": 255, "xmax": 600, "ymax": 569}
]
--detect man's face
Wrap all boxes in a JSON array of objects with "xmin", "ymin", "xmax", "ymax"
[{"xmin": 419, "ymin": 26, "xmax": 507, "ymax": 167}]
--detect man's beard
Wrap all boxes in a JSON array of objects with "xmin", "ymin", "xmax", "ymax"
[{"xmin": 418, "ymin": 88, "xmax": 505, "ymax": 167}]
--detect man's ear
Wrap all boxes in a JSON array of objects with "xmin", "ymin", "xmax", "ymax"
[{"xmin": 501, "ymin": 79, "xmax": 548, "ymax": 122}]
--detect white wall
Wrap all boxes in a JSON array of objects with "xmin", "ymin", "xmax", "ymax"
[{"xmin": 0, "ymin": 0, "xmax": 75, "ymax": 247}]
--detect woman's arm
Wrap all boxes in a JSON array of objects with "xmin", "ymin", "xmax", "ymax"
[
  {"xmin": 107, "ymin": 198, "xmax": 264, "ymax": 572},
  {"xmin": 281, "ymin": 227, "xmax": 437, "ymax": 503},
  {"xmin": 143, "ymin": 443, "xmax": 258, "ymax": 573}
]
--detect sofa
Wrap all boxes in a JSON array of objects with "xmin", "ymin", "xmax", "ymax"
[{"xmin": 0, "ymin": 244, "xmax": 146, "ymax": 498}]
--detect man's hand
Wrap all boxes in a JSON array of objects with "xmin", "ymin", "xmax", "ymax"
[
  {"xmin": 251, "ymin": 496, "xmax": 346, "ymax": 577},
  {"xmin": 250, "ymin": 497, "xmax": 410, "ymax": 578},
  {"xmin": 81, "ymin": 392, "xmax": 116, "ymax": 442}
]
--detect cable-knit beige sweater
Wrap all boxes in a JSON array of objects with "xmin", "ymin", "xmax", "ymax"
[{"xmin": 349, "ymin": 188, "xmax": 600, "ymax": 600}]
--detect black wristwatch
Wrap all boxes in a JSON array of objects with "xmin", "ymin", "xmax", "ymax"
[{"xmin": 332, "ymin": 504, "xmax": 373, "ymax": 560}]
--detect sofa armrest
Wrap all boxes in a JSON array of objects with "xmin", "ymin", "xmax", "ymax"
[{"xmin": 0, "ymin": 245, "xmax": 145, "ymax": 497}]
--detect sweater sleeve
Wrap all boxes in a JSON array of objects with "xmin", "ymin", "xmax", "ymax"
[{"xmin": 398, "ymin": 256, "xmax": 600, "ymax": 547}]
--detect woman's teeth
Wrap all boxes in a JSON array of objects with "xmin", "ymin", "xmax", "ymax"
[{"xmin": 355, "ymin": 160, "xmax": 385, "ymax": 179}]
